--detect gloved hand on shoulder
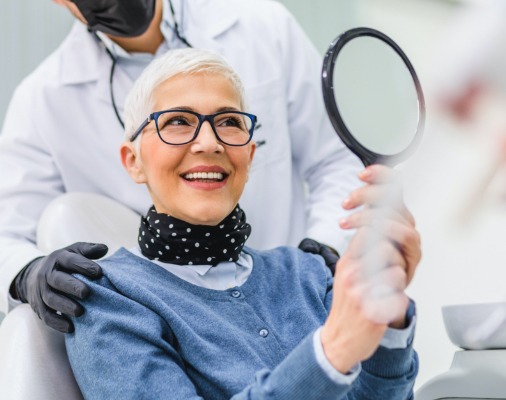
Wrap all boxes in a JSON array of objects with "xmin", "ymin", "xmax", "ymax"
[
  {"xmin": 11, "ymin": 242, "xmax": 108, "ymax": 333},
  {"xmin": 298, "ymin": 238, "xmax": 340, "ymax": 274}
]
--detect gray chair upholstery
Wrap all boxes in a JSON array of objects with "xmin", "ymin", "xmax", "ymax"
[
  {"xmin": 0, "ymin": 304, "xmax": 84, "ymax": 400},
  {"xmin": 0, "ymin": 193, "xmax": 140, "ymax": 400}
]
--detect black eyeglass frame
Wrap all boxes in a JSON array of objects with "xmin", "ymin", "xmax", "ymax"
[{"xmin": 129, "ymin": 109, "xmax": 257, "ymax": 146}]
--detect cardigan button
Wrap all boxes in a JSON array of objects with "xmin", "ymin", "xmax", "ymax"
[
  {"xmin": 231, "ymin": 290, "xmax": 241, "ymax": 298},
  {"xmin": 259, "ymin": 329, "xmax": 269, "ymax": 337}
]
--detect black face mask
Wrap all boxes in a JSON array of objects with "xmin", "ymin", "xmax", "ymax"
[{"xmin": 71, "ymin": 0, "xmax": 156, "ymax": 37}]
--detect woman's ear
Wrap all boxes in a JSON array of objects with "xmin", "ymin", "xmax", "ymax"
[
  {"xmin": 120, "ymin": 142, "xmax": 146, "ymax": 183},
  {"xmin": 244, "ymin": 142, "xmax": 256, "ymax": 182},
  {"xmin": 248, "ymin": 141, "xmax": 256, "ymax": 168}
]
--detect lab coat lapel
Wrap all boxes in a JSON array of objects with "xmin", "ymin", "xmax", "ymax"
[
  {"xmin": 59, "ymin": 22, "xmax": 100, "ymax": 86},
  {"xmin": 59, "ymin": 22, "xmax": 133, "ymax": 110},
  {"xmin": 181, "ymin": 0, "xmax": 239, "ymax": 50},
  {"xmin": 94, "ymin": 51, "xmax": 134, "ymax": 111}
]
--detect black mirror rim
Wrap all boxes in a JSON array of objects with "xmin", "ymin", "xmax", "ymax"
[{"xmin": 322, "ymin": 27, "xmax": 426, "ymax": 166}]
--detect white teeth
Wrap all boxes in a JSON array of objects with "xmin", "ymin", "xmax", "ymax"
[{"xmin": 184, "ymin": 172, "xmax": 224, "ymax": 181}]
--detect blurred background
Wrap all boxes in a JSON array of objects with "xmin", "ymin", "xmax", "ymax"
[{"xmin": 2, "ymin": 0, "xmax": 506, "ymax": 392}]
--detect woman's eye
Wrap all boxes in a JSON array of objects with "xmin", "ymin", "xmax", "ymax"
[
  {"xmin": 159, "ymin": 117, "xmax": 191, "ymax": 130},
  {"xmin": 168, "ymin": 117, "xmax": 190, "ymax": 126},
  {"xmin": 218, "ymin": 116, "xmax": 243, "ymax": 128}
]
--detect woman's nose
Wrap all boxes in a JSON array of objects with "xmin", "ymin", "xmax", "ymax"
[{"xmin": 191, "ymin": 121, "xmax": 223, "ymax": 153}]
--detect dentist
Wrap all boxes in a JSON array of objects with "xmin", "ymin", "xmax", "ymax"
[{"xmin": 0, "ymin": 0, "xmax": 362, "ymax": 333}]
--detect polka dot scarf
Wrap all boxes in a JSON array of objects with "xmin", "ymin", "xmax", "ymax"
[{"xmin": 138, "ymin": 205, "xmax": 251, "ymax": 266}]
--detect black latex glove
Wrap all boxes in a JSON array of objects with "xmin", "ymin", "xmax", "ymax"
[
  {"xmin": 298, "ymin": 238, "xmax": 340, "ymax": 275},
  {"xmin": 13, "ymin": 242, "xmax": 108, "ymax": 333}
]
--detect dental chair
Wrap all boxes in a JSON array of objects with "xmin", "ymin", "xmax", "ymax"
[
  {"xmin": 415, "ymin": 302, "xmax": 506, "ymax": 399},
  {"xmin": 0, "ymin": 193, "xmax": 140, "ymax": 400}
]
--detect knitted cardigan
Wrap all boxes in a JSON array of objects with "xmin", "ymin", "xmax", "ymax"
[{"xmin": 66, "ymin": 246, "xmax": 418, "ymax": 399}]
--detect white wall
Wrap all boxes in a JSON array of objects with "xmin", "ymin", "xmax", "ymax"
[
  {"xmin": 355, "ymin": 0, "xmax": 458, "ymax": 95},
  {"xmin": 0, "ymin": 1, "xmax": 73, "ymax": 127},
  {"xmin": 278, "ymin": 0, "xmax": 357, "ymax": 54}
]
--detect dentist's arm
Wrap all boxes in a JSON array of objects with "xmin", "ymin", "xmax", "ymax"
[{"xmin": 0, "ymin": 72, "xmax": 106, "ymax": 332}]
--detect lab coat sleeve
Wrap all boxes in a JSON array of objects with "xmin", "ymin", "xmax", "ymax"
[
  {"xmin": 0, "ymin": 79, "xmax": 62, "ymax": 313},
  {"xmin": 271, "ymin": 3, "xmax": 363, "ymax": 255}
]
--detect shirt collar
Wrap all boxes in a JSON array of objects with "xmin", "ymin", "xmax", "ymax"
[
  {"xmin": 188, "ymin": 253, "xmax": 253, "ymax": 276},
  {"xmin": 94, "ymin": 31, "xmax": 131, "ymax": 60},
  {"xmin": 131, "ymin": 246, "xmax": 252, "ymax": 276}
]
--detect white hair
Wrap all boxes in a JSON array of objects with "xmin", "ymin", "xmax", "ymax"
[{"xmin": 123, "ymin": 48, "xmax": 248, "ymax": 141}]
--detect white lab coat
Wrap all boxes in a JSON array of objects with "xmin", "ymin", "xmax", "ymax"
[{"xmin": 0, "ymin": 0, "xmax": 361, "ymax": 313}]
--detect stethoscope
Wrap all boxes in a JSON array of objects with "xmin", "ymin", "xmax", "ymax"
[{"xmin": 93, "ymin": 0, "xmax": 192, "ymax": 129}]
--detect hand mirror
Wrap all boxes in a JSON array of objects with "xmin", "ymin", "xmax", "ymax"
[{"xmin": 322, "ymin": 27, "xmax": 425, "ymax": 166}]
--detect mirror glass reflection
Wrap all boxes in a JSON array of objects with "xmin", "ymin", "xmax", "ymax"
[{"xmin": 332, "ymin": 36, "xmax": 420, "ymax": 156}]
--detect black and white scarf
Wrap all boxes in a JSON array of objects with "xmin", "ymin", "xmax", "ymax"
[{"xmin": 138, "ymin": 205, "xmax": 251, "ymax": 266}]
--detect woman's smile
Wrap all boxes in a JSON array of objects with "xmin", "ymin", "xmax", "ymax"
[{"xmin": 180, "ymin": 165, "xmax": 229, "ymax": 190}]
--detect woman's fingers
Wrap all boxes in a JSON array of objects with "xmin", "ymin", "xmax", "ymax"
[
  {"xmin": 358, "ymin": 164, "xmax": 400, "ymax": 185},
  {"xmin": 340, "ymin": 207, "xmax": 409, "ymax": 229},
  {"xmin": 339, "ymin": 262, "xmax": 409, "ymax": 324},
  {"xmin": 345, "ymin": 229, "xmax": 405, "ymax": 269},
  {"xmin": 343, "ymin": 165, "xmax": 415, "ymax": 225},
  {"xmin": 343, "ymin": 182, "xmax": 406, "ymax": 212},
  {"xmin": 343, "ymin": 223, "xmax": 421, "ymax": 286}
]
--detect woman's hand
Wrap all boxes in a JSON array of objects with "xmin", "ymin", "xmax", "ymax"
[
  {"xmin": 320, "ymin": 165, "xmax": 421, "ymax": 373},
  {"xmin": 339, "ymin": 165, "xmax": 421, "ymax": 286},
  {"xmin": 321, "ymin": 227, "xmax": 410, "ymax": 373}
]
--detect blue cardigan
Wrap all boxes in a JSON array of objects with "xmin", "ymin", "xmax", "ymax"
[{"xmin": 66, "ymin": 246, "xmax": 418, "ymax": 399}]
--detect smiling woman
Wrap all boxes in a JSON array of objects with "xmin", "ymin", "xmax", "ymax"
[
  {"xmin": 121, "ymin": 71, "xmax": 256, "ymax": 226},
  {"xmin": 65, "ymin": 48, "xmax": 421, "ymax": 399}
]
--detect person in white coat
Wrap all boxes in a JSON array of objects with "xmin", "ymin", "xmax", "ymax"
[{"xmin": 0, "ymin": 0, "xmax": 362, "ymax": 332}]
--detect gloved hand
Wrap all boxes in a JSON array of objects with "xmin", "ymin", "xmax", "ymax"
[
  {"xmin": 13, "ymin": 242, "xmax": 108, "ymax": 333},
  {"xmin": 298, "ymin": 238, "xmax": 340, "ymax": 274}
]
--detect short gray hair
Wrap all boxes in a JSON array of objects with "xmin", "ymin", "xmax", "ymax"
[{"xmin": 123, "ymin": 48, "xmax": 248, "ymax": 141}]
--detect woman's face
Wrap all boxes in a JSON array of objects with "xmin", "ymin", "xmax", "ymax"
[{"xmin": 122, "ymin": 73, "xmax": 255, "ymax": 226}]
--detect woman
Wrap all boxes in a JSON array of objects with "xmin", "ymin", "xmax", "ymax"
[{"xmin": 66, "ymin": 48, "xmax": 420, "ymax": 399}]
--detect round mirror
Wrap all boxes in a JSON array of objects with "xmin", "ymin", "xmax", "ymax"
[{"xmin": 322, "ymin": 27, "xmax": 425, "ymax": 166}]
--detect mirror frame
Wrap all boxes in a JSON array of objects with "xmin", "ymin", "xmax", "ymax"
[{"xmin": 322, "ymin": 27, "xmax": 426, "ymax": 166}]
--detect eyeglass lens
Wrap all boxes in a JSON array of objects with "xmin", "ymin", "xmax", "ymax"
[{"xmin": 155, "ymin": 111, "xmax": 252, "ymax": 145}]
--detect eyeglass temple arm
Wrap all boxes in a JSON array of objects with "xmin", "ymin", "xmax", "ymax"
[{"xmin": 129, "ymin": 116, "xmax": 152, "ymax": 142}]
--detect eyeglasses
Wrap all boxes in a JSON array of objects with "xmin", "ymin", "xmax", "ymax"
[{"xmin": 129, "ymin": 109, "xmax": 257, "ymax": 146}]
